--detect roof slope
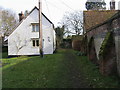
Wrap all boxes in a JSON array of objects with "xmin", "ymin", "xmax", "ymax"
[
  {"xmin": 83, "ymin": 10, "xmax": 118, "ymax": 31},
  {"xmin": 85, "ymin": 10, "xmax": 120, "ymax": 32},
  {"xmin": 9, "ymin": 6, "xmax": 54, "ymax": 35},
  {"xmin": 34, "ymin": 6, "xmax": 54, "ymax": 25}
]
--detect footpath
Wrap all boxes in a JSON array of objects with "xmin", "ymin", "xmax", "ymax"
[{"xmin": 61, "ymin": 49, "xmax": 91, "ymax": 88}]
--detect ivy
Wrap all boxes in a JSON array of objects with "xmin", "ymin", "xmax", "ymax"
[{"xmin": 99, "ymin": 31, "xmax": 114, "ymax": 58}]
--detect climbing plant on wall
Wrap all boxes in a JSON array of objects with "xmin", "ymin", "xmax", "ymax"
[
  {"xmin": 99, "ymin": 31, "xmax": 114, "ymax": 58},
  {"xmin": 98, "ymin": 31, "xmax": 117, "ymax": 76}
]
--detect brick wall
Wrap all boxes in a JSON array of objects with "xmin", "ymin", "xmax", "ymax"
[{"xmin": 84, "ymin": 11, "xmax": 120, "ymax": 76}]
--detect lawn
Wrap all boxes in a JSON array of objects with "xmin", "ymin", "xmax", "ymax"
[
  {"xmin": 2, "ymin": 49, "xmax": 74, "ymax": 88},
  {"xmin": 2, "ymin": 49, "xmax": 120, "ymax": 88},
  {"xmin": 75, "ymin": 54, "xmax": 120, "ymax": 88}
]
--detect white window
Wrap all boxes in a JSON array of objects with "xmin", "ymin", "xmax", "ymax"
[
  {"xmin": 32, "ymin": 39, "xmax": 39, "ymax": 47},
  {"xmin": 32, "ymin": 24, "xmax": 39, "ymax": 32}
]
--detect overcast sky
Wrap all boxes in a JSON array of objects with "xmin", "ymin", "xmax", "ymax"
[{"xmin": 0, "ymin": 0, "xmax": 120, "ymax": 27}]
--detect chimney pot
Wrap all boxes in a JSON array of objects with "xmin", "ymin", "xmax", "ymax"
[
  {"xmin": 110, "ymin": 0, "xmax": 115, "ymax": 10},
  {"xmin": 18, "ymin": 11, "xmax": 24, "ymax": 22}
]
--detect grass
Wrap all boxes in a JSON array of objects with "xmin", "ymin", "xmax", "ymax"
[
  {"xmin": 2, "ymin": 49, "xmax": 120, "ymax": 88},
  {"xmin": 74, "ymin": 51, "xmax": 120, "ymax": 88},
  {"xmin": 1, "ymin": 56, "xmax": 31, "ymax": 70},
  {"xmin": 1, "ymin": 47, "xmax": 8, "ymax": 59},
  {"xmin": 2, "ymin": 52, "xmax": 8, "ymax": 59},
  {"xmin": 2, "ymin": 49, "xmax": 72, "ymax": 88}
]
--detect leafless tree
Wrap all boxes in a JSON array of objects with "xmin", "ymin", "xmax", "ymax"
[
  {"xmin": 61, "ymin": 11, "xmax": 83, "ymax": 36},
  {"xmin": 14, "ymin": 33, "xmax": 31, "ymax": 54},
  {"xmin": 0, "ymin": 7, "xmax": 18, "ymax": 37}
]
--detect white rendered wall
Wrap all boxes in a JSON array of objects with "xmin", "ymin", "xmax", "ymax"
[
  {"xmin": 8, "ymin": 8, "xmax": 55, "ymax": 55},
  {"xmin": 53, "ymin": 30, "xmax": 56, "ymax": 51}
]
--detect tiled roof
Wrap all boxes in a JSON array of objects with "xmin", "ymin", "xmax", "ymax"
[{"xmin": 83, "ymin": 10, "xmax": 118, "ymax": 31}]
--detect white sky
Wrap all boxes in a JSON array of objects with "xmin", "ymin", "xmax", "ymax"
[{"xmin": 0, "ymin": 0, "xmax": 120, "ymax": 27}]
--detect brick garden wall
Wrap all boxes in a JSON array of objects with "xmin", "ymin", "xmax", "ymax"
[{"xmin": 85, "ymin": 11, "xmax": 120, "ymax": 76}]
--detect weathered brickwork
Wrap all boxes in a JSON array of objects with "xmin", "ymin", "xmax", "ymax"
[
  {"xmin": 72, "ymin": 40, "xmax": 81, "ymax": 51},
  {"xmin": 87, "ymin": 24, "xmax": 109, "ymax": 42},
  {"xmin": 84, "ymin": 10, "xmax": 118, "ymax": 30},
  {"xmin": 114, "ymin": 29, "xmax": 120, "ymax": 76},
  {"xmin": 84, "ymin": 11, "xmax": 120, "ymax": 76}
]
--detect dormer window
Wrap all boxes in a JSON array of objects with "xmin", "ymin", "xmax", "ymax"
[{"xmin": 31, "ymin": 23, "xmax": 39, "ymax": 32}]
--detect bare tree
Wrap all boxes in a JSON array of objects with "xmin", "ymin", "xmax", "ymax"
[
  {"xmin": 61, "ymin": 11, "xmax": 83, "ymax": 36},
  {"xmin": 14, "ymin": 33, "xmax": 31, "ymax": 54},
  {"xmin": 0, "ymin": 7, "xmax": 3, "ymax": 37},
  {"xmin": 0, "ymin": 7, "xmax": 18, "ymax": 37}
]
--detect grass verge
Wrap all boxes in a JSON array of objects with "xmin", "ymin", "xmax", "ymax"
[
  {"xmin": 2, "ymin": 49, "xmax": 120, "ymax": 88},
  {"xmin": 2, "ymin": 49, "xmax": 71, "ymax": 88},
  {"xmin": 75, "ymin": 51, "xmax": 120, "ymax": 88}
]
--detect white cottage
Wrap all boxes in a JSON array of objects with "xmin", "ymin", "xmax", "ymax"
[{"xmin": 8, "ymin": 6, "xmax": 56, "ymax": 56}]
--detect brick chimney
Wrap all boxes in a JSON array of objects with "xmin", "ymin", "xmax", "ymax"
[
  {"xmin": 110, "ymin": 0, "xmax": 115, "ymax": 10},
  {"xmin": 18, "ymin": 11, "xmax": 24, "ymax": 22}
]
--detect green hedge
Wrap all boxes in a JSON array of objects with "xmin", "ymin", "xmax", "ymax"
[{"xmin": 2, "ymin": 46, "xmax": 8, "ymax": 52}]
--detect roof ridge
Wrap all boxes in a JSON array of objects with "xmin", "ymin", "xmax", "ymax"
[
  {"xmin": 86, "ymin": 11, "xmax": 120, "ymax": 33},
  {"xmin": 8, "ymin": 6, "xmax": 54, "ymax": 36}
]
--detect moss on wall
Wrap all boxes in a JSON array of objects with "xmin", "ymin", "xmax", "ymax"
[
  {"xmin": 98, "ymin": 31, "xmax": 117, "ymax": 76},
  {"xmin": 99, "ymin": 31, "xmax": 114, "ymax": 58}
]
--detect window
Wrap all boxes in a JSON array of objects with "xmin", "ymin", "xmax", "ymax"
[
  {"xmin": 36, "ymin": 25, "xmax": 39, "ymax": 32},
  {"xmin": 32, "ymin": 25, "xmax": 35, "ymax": 32},
  {"xmin": 33, "ymin": 40, "xmax": 36, "ymax": 46},
  {"xmin": 32, "ymin": 39, "xmax": 39, "ymax": 47},
  {"xmin": 36, "ymin": 40, "xmax": 39, "ymax": 46},
  {"xmin": 32, "ymin": 24, "xmax": 39, "ymax": 32}
]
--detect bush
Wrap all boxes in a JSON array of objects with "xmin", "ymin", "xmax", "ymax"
[{"xmin": 2, "ymin": 46, "xmax": 8, "ymax": 52}]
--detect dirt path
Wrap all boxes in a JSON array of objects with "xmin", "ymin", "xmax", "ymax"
[{"xmin": 62, "ymin": 49, "xmax": 91, "ymax": 88}]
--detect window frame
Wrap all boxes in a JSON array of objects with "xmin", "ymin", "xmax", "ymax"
[
  {"xmin": 32, "ymin": 39, "xmax": 36, "ymax": 47},
  {"xmin": 32, "ymin": 38, "xmax": 39, "ymax": 47},
  {"xmin": 31, "ymin": 23, "xmax": 39, "ymax": 32}
]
